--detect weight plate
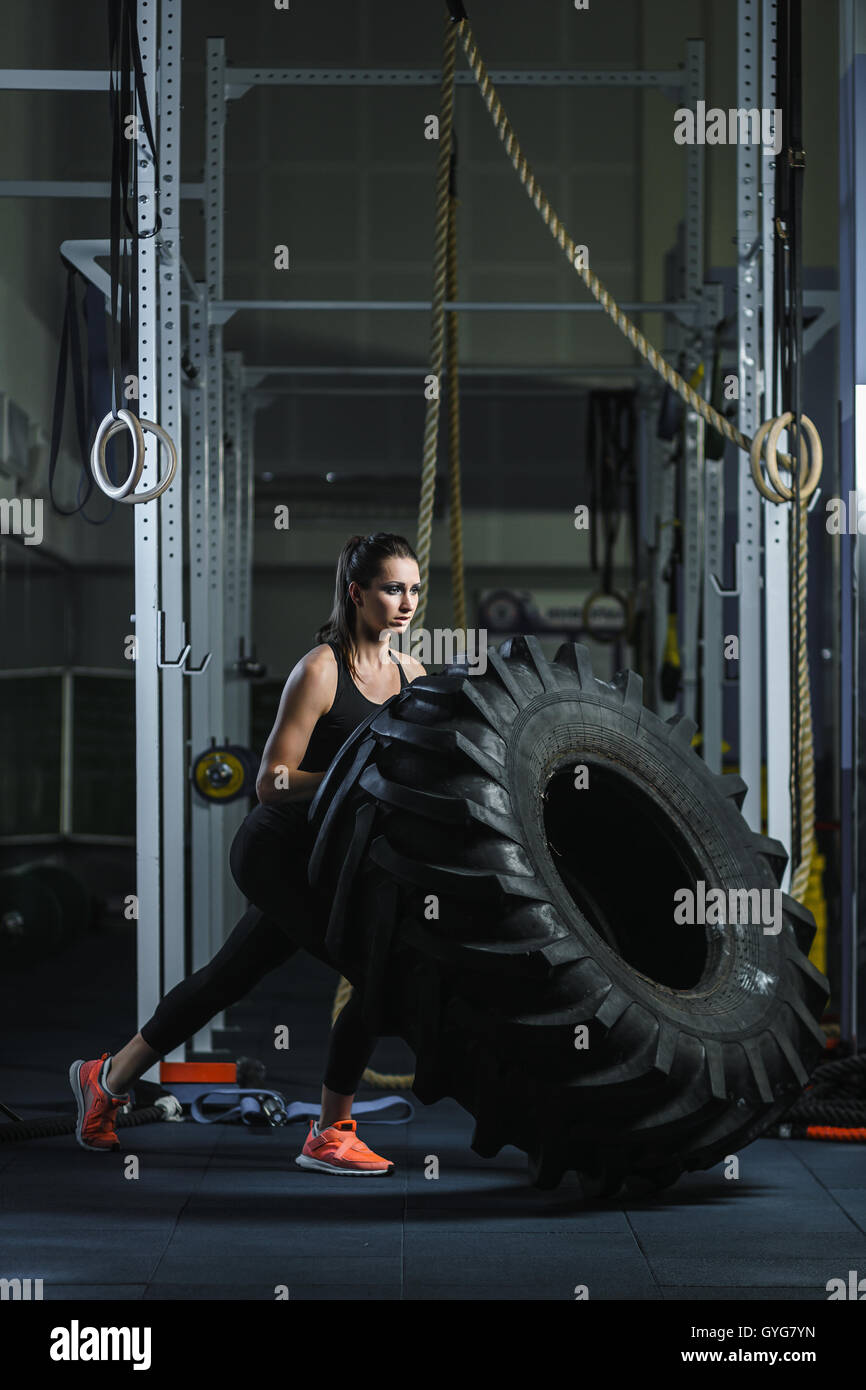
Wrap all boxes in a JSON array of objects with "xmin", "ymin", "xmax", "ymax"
[{"xmin": 192, "ymin": 747, "xmax": 250, "ymax": 803}]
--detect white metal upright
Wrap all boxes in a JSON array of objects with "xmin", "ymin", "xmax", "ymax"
[
  {"xmin": 736, "ymin": 0, "xmax": 766, "ymax": 834},
  {"xmin": 157, "ymin": 0, "xmax": 188, "ymax": 1053},
  {"xmin": 132, "ymin": 0, "xmax": 163, "ymax": 1076}
]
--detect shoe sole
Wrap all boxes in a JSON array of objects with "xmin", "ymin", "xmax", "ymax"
[
  {"xmin": 295, "ymin": 1153, "xmax": 394, "ymax": 1176},
  {"xmin": 68, "ymin": 1060, "xmax": 121, "ymax": 1152}
]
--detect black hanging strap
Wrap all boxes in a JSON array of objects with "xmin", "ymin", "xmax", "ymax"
[
  {"xmin": 47, "ymin": 262, "xmax": 98, "ymax": 517},
  {"xmin": 586, "ymin": 390, "xmax": 637, "ymax": 595},
  {"xmin": 106, "ymin": 0, "xmax": 162, "ymax": 421}
]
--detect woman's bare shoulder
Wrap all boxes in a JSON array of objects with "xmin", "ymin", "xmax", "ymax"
[
  {"xmin": 305, "ymin": 642, "xmax": 338, "ymax": 670},
  {"xmin": 283, "ymin": 642, "xmax": 338, "ymax": 693}
]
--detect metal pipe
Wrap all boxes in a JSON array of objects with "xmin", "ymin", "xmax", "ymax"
[{"xmin": 216, "ymin": 298, "xmax": 702, "ymax": 315}]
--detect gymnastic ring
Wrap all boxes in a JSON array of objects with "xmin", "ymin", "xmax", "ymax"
[
  {"xmin": 90, "ymin": 409, "xmax": 145, "ymax": 500},
  {"xmin": 764, "ymin": 412, "xmax": 822, "ymax": 503},
  {"xmin": 749, "ymin": 418, "xmax": 782, "ymax": 503},
  {"xmin": 116, "ymin": 418, "xmax": 178, "ymax": 503},
  {"xmin": 92, "ymin": 412, "xmax": 179, "ymax": 504}
]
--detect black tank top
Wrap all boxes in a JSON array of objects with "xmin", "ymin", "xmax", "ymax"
[{"xmin": 297, "ymin": 639, "xmax": 408, "ymax": 775}]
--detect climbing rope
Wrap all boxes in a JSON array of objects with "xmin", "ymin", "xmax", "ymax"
[
  {"xmin": 451, "ymin": 10, "xmax": 820, "ymax": 897},
  {"xmin": 445, "ymin": 131, "xmax": 468, "ymax": 632},
  {"xmin": 332, "ymin": 12, "xmax": 465, "ymax": 1088},
  {"xmin": 455, "ymin": 17, "xmax": 801, "ymax": 470},
  {"xmin": 413, "ymin": 10, "xmax": 460, "ymax": 633}
]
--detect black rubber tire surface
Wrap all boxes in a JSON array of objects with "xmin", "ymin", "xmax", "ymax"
[{"xmin": 306, "ymin": 635, "xmax": 828, "ymax": 1194}]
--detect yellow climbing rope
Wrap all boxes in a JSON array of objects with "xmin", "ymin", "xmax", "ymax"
[
  {"xmin": 414, "ymin": 10, "xmax": 464, "ymax": 634},
  {"xmin": 331, "ymin": 9, "xmax": 822, "ymax": 1087},
  {"xmin": 445, "ymin": 125, "xmax": 468, "ymax": 633}
]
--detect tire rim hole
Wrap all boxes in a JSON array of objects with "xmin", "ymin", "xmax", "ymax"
[{"xmin": 542, "ymin": 764, "xmax": 707, "ymax": 990}]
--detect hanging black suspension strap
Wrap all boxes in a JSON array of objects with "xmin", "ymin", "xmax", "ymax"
[
  {"xmin": 88, "ymin": 0, "xmax": 177, "ymax": 506},
  {"xmin": 47, "ymin": 262, "xmax": 99, "ymax": 517},
  {"xmin": 107, "ymin": 0, "xmax": 162, "ymax": 425},
  {"xmin": 585, "ymin": 390, "xmax": 636, "ymax": 643}
]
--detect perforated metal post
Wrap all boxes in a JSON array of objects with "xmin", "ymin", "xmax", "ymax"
[
  {"xmin": 761, "ymin": 0, "xmax": 792, "ymax": 891},
  {"xmin": 157, "ymin": 0, "xmax": 187, "ymax": 1034},
  {"xmin": 133, "ymin": 0, "xmax": 161, "ymax": 1070},
  {"xmin": 736, "ymin": 0, "xmax": 764, "ymax": 831},
  {"xmin": 701, "ymin": 281, "xmax": 725, "ymax": 772},
  {"xmin": 221, "ymin": 350, "xmax": 248, "ymax": 933},
  {"xmin": 240, "ymin": 392, "xmax": 255, "ymax": 655},
  {"xmin": 223, "ymin": 352, "xmax": 243, "ymax": 747},
  {"xmin": 187, "ymin": 285, "xmax": 217, "ymax": 1052},
  {"xmin": 654, "ymin": 316, "xmax": 680, "ymax": 727},
  {"xmin": 204, "ymin": 36, "xmax": 231, "ymax": 988},
  {"xmin": 680, "ymin": 40, "xmax": 706, "ymax": 729},
  {"xmin": 838, "ymin": 0, "xmax": 866, "ymax": 1043}
]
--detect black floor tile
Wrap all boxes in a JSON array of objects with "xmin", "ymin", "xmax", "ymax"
[{"xmin": 3, "ymin": 917, "xmax": 863, "ymax": 1303}]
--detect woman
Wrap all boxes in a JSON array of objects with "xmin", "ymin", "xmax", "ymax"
[{"xmin": 70, "ymin": 533, "xmax": 426, "ymax": 1176}]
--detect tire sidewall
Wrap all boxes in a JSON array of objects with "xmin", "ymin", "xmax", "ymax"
[{"xmin": 506, "ymin": 682, "xmax": 793, "ymax": 1040}]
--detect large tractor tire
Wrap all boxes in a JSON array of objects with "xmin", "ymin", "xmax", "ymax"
[{"xmin": 307, "ymin": 635, "xmax": 828, "ymax": 1195}]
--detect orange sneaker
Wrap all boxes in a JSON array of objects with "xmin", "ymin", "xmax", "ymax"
[
  {"xmin": 295, "ymin": 1118, "xmax": 395, "ymax": 1176},
  {"xmin": 69, "ymin": 1053, "xmax": 129, "ymax": 1151}
]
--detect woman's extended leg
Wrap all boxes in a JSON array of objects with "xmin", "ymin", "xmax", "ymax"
[
  {"xmin": 107, "ymin": 906, "xmax": 299, "ymax": 1092},
  {"xmin": 107, "ymin": 942, "xmax": 378, "ymax": 1120}
]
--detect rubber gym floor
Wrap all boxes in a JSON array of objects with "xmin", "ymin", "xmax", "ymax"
[{"xmin": 2, "ymin": 916, "xmax": 864, "ymax": 1303}]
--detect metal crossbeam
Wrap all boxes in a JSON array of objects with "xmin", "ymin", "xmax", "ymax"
[
  {"xmin": 0, "ymin": 180, "xmax": 204, "ymax": 199},
  {"xmin": 212, "ymin": 298, "xmax": 703, "ymax": 326},
  {"xmin": 0, "ymin": 69, "xmax": 110, "ymax": 89},
  {"xmin": 224, "ymin": 67, "xmax": 685, "ymax": 99}
]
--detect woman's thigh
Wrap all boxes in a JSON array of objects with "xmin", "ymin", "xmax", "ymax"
[{"xmin": 230, "ymin": 801, "xmax": 334, "ymax": 967}]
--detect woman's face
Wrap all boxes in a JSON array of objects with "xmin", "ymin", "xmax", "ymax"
[{"xmin": 351, "ymin": 557, "xmax": 421, "ymax": 638}]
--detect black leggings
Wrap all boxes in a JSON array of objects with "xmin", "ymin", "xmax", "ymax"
[{"xmin": 139, "ymin": 802, "xmax": 377, "ymax": 1095}]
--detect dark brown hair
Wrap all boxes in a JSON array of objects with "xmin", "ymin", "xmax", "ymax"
[{"xmin": 314, "ymin": 532, "xmax": 419, "ymax": 680}]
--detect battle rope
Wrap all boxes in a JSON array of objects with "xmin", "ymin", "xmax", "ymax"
[{"xmin": 773, "ymin": 1051, "xmax": 866, "ymax": 1140}]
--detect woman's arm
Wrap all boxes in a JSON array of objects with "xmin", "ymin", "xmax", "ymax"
[{"xmin": 255, "ymin": 647, "xmax": 337, "ymax": 805}]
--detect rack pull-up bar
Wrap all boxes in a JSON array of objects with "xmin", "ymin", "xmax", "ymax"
[
  {"xmin": 223, "ymin": 67, "xmax": 685, "ymax": 96},
  {"xmin": 212, "ymin": 298, "xmax": 702, "ymax": 323}
]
